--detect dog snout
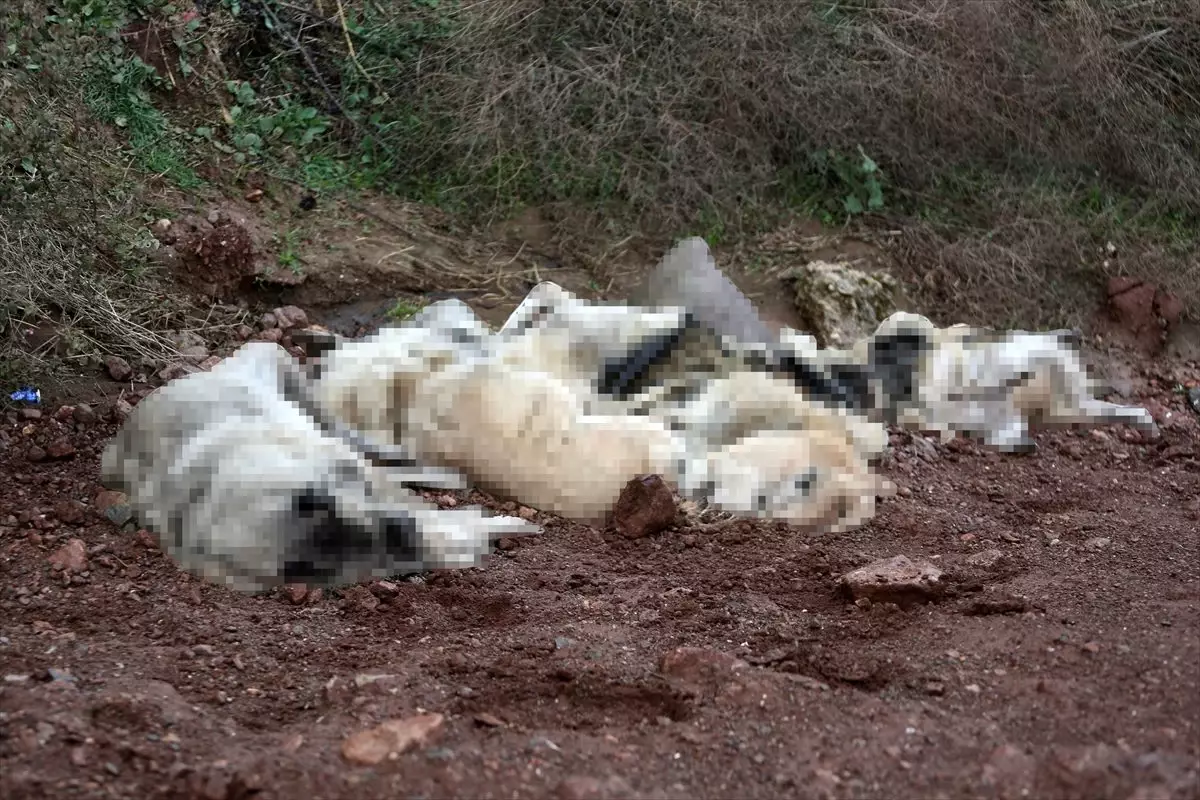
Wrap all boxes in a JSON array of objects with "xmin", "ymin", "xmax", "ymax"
[
  {"xmin": 282, "ymin": 487, "xmax": 377, "ymax": 583},
  {"xmin": 380, "ymin": 511, "xmax": 422, "ymax": 564}
]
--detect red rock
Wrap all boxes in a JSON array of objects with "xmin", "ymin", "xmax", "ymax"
[
  {"xmin": 253, "ymin": 327, "xmax": 283, "ymax": 344},
  {"xmin": 839, "ymin": 555, "xmax": 944, "ymax": 607},
  {"xmin": 282, "ymin": 583, "xmax": 308, "ymax": 605},
  {"xmin": 45, "ymin": 438, "xmax": 76, "ymax": 459},
  {"xmin": 54, "ymin": 500, "xmax": 87, "ymax": 525},
  {"xmin": 273, "ymin": 306, "xmax": 309, "ymax": 330},
  {"xmin": 610, "ymin": 474, "xmax": 677, "ymax": 539},
  {"xmin": 341, "ymin": 713, "xmax": 444, "ymax": 766},
  {"xmin": 658, "ymin": 646, "xmax": 748, "ymax": 696},
  {"xmin": 103, "ymin": 355, "xmax": 133, "ymax": 381},
  {"xmin": 48, "ymin": 538, "xmax": 88, "ymax": 573},
  {"xmin": 94, "ymin": 490, "xmax": 128, "ymax": 514}
]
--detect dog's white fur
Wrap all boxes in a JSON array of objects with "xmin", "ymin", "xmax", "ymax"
[
  {"xmin": 101, "ymin": 341, "xmax": 539, "ymax": 592},
  {"xmin": 858, "ymin": 311, "xmax": 1160, "ymax": 451},
  {"xmin": 313, "ymin": 287, "xmax": 890, "ymax": 528}
]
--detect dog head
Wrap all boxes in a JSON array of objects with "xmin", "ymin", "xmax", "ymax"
[{"xmin": 865, "ymin": 311, "xmax": 939, "ymax": 419}]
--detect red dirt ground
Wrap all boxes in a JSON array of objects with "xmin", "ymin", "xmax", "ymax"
[{"xmin": 1, "ymin": 351, "xmax": 1198, "ymax": 800}]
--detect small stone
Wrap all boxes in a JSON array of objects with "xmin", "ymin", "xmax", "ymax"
[
  {"xmin": 965, "ymin": 683, "xmax": 982, "ymax": 694},
  {"xmin": 1084, "ymin": 537, "xmax": 1111, "ymax": 551},
  {"xmin": 48, "ymin": 539, "xmax": 88, "ymax": 573},
  {"xmin": 103, "ymin": 355, "xmax": 133, "ymax": 381},
  {"xmin": 610, "ymin": 474, "xmax": 677, "ymax": 539},
  {"xmin": 340, "ymin": 713, "xmax": 445, "ymax": 766},
  {"xmin": 658, "ymin": 647, "xmax": 747, "ymax": 696},
  {"xmin": 965, "ymin": 549, "xmax": 1005, "ymax": 569},
  {"xmin": 897, "ymin": 486, "xmax": 912, "ymax": 498},
  {"xmin": 244, "ymin": 188, "xmax": 264, "ymax": 203},
  {"xmin": 839, "ymin": 555, "xmax": 944, "ymax": 607},
  {"xmin": 924, "ymin": 681, "xmax": 945, "ymax": 696},
  {"xmin": 20, "ymin": 407, "xmax": 42, "ymax": 420},
  {"xmin": 234, "ymin": 324, "xmax": 254, "ymax": 341},
  {"xmin": 26, "ymin": 446, "xmax": 46, "ymax": 463},
  {"xmin": 54, "ymin": 500, "xmax": 87, "ymax": 525},
  {"xmin": 273, "ymin": 306, "xmax": 309, "ymax": 330},
  {"xmin": 259, "ymin": 313, "xmax": 278, "ymax": 329},
  {"xmin": 338, "ymin": 584, "xmax": 380, "ymax": 612},
  {"xmin": 282, "ymin": 584, "xmax": 308, "ymax": 605},
  {"xmin": 253, "ymin": 327, "xmax": 283, "ymax": 344},
  {"xmin": 473, "ymin": 712, "xmax": 505, "ymax": 728},
  {"xmin": 518, "ymin": 506, "xmax": 537, "ymax": 521},
  {"xmin": 45, "ymin": 438, "xmax": 76, "ymax": 459},
  {"xmin": 72, "ymin": 404, "xmax": 97, "ymax": 425},
  {"xmin": 178, "ymin": 344, "xmax": 210, "ymax": 364},
  {"xmin": 1082, "ymin": 641, "xmax": 1100, "ymax": 654}
]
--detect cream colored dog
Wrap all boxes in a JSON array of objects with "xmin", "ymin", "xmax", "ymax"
[{"xmin": 312, "ymin": 285, "xmax": 891, "ymax": 530}]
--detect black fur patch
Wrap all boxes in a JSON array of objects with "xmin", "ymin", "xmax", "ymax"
[
  {"xmin": 282, "ymin": 487, "xmax": 376, "ymax": 582},
  {"xmin": 597, "ymin": 313, "xmax": 696, "ymax": 400},
  {"xmin": 867, "ymin": 330, "xmax": 932, "ymax": 412}
]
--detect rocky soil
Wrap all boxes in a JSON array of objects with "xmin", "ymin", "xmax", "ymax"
[{"xmin": 1, "ymin": 331, "xmax": 1197, "ymax": 800}]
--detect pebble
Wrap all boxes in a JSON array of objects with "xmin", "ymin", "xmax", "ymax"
[
  {"xmin": 253, "ymin": 328, "xmax": 283, "ymax": 344},
  {"xmin": 272, "ymin": 306, "xmax": 309, "ymax": 330},
  {"xmin": 103, "ymin": 355, "xmax": 133, "ymax": 382},
  {"xmin": 965, "ymin": 549, "xmax": 1006, "ymax": 569},
  {"xmin": 45, "ymin": 438, "xmax": 76, "ymax": 459},
  {"xmin": 610, "ymin": 474, "xmax": 677, "ymax": 539},
  {"xmin": 26, "ymin": 446, "xmax": 47, "ymax": 463},
  {"xmin": 20, "ymin": 408, "xmax": 42, "ymax": 420},
  {"xmin": 72, "ymin": 404, "xmax": 97, "ymax": 425},
  {"xmin": 1084, "ymin": 537, "xmax": 1112, "ymax": 551},
  {"xmin": 48, "ymin": 538, "xmax": 88, "ymax": 573},
  {"xmin": 839, "ymin": 555, "xmax": 944, "ymax": 607},
  {"xmin": 282, "ymin": 584, "xmax": 308, "ymax": 605},
  {"xmin": 340, "ymin": 713, "xmax": 445, "ymax": 766},
  {"xmin": 474, "ymin": 712, "xmax": 505, "ymax": 728},
  {"xmin": 54, "ymin": 500, "xmax": 87, "ymax": 525},
  {"xmin": 658, "ymin": 647, "xmax": 748, "ymax": 696}
]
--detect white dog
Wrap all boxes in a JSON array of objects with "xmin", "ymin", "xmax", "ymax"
[
  {"xmin": 858, "ymin": 311, "xmax": 1160, "ymax": 452},
  {"xmin": 100, "ymin": 341, "xmax": 540, "ymax": 593},
  {"xmin": 312, "ymin": 284, "xmax": 892, "ymax": 530}
]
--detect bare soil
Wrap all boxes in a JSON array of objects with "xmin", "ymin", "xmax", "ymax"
[
  {"xmin": 2, "ymin": 326, "xmax": 1198, "ymax": 800},
  {"xmin": 2, "ymin": 192, "xmax": 1198, "ymax": 800}
]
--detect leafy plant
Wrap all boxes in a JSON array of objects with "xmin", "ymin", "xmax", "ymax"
[{"xmin": 808, "ymin": 145, "xmax": 887, "ymax": 219}]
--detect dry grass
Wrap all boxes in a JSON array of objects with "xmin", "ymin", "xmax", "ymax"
[{"xmin": 219, "ymin": 0, "xmax": 1199, "ymax": 327}]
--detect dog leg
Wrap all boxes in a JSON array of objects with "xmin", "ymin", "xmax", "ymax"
[{"xmin": 984, "ymin": 416, "xmax": 1037, "ymax": 454}]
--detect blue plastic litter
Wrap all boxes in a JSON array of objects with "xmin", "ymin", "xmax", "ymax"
[{"xmin": 8, "ymin": 386, "xmax": 41, "ymax": 404}]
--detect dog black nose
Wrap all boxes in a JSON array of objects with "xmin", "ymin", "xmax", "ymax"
[
  {"xmin": 381, "ymin": 511, "xmax": 422, "ymax": 563},
  {"xmin": 282, "ymin": 487, "xmax": 375, "ymax": 582}
]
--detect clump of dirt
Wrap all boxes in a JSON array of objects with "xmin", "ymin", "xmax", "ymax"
[{"xmin": 158, "ymin": 213, "xmax": 259, "ymax": 302}]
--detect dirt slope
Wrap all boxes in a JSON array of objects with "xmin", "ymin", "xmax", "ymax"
[{"xmin": 1, "ymin": 356, "xmax": 1197, "ymax": 800}]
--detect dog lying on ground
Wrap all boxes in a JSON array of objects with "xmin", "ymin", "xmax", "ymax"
[
  {"xmin": 100, "ymin": 341, "xmax": 540, "ymax": 593},
  {"xmin": 311, "ymin": 288, "xmax": 892, "ymax": 531},
  {"xmin": 857, "ymin": 311, "xmax": 1161, "ymax": 452}
]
